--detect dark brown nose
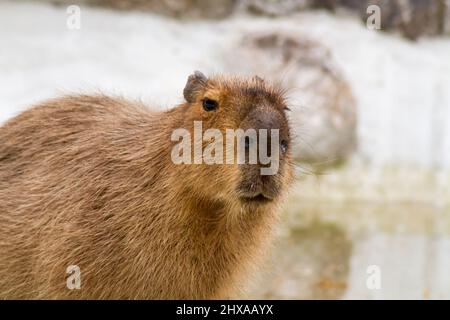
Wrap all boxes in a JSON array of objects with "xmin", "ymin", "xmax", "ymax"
[{"xmin": 243, "ymin": 106, "xmax": 289, "ymax": 159}]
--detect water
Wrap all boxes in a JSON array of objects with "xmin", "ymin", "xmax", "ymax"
[{"xmin": 248, "ymin": 168, "xmax": 450, "ymax": 299}]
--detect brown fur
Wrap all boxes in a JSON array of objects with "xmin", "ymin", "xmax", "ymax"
[{"xmin": 0, "ymin": 73, "xmax": 293, "ymax": 299}]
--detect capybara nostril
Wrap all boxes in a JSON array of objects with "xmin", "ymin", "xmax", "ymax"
[
  {"xmin": 280, "ymin": 139, "xmax": 289, "ymax": 154},
  {"xmin": 244, "ymin": 136, "xmax": 251, "ymax": 152}
]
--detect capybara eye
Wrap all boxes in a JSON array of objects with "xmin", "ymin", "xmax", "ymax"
[
  {"xmin": 202, "ymin": 98, "xmax": 218, "ymax": 111},
  {"xmin": 280, "ymin": 139, "xmax": 289, "ymax": 153}
]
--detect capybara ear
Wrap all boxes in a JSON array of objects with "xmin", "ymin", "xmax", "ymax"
[
  {"xmin": 183, "ymin": 71, "xmax": 207, "ymax": 103},
  {"xmin": 253, "ymin": 75, "xmax": 265, "ymax": 84}
]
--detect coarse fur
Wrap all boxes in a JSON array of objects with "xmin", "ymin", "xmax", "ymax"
[{"xmin": 0, "ymin": 73, "xmax": 293, "ymax": 299}]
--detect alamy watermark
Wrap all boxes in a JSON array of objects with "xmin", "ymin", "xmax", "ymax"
[
  {"xmin": 366, "ymin": 5, "xmax": 381, "ymax": 30},
  {"xmin": 171, "ymin": 121, "xmax": 281, "ymax": 176},
  {"xmin": 66, "ymin": 5, "xmax": 81, "ymax": 30},
  {"xmin": 366, "ymin": 265, "xmax": 381, "ymax": 290},
  {"xmin": 66, "ymin": 265, "xmax": 81, "ymax": 290}
]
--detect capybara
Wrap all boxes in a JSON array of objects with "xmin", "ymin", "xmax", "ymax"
[{"xmin": 0, "ymin": 72, "xmax": 293, "ymax": 299}]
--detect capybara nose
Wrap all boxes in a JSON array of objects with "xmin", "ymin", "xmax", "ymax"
[
  {"xmin": 255, "ymin": 107, "xmax": 280, "ymax": 130},
  {"xmin": 246, "ymin": 106, "xmax": 288, "ymax": 158}
]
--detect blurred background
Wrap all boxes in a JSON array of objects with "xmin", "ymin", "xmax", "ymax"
[{"xmin": 1, "ymin": 0, "xmax": 450, "ymax": 299}]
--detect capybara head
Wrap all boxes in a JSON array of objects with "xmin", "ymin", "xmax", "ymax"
[{"xmin": 173, "ymin": 71, "xmax": 293, "ymax": 208}]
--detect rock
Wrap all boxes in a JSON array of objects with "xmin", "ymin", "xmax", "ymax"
[
  {"xmin": 243, "ymin": 0, "xmax": 311, "ymax": 16},
  {"xmin": 46, "ymin": 0, "xmax": 237, "ymax": 19},
  {"xmin": 243, "ymin": 0, "xmax": 450, "ymax": 40},
  {"xmin": 321, "ymin": 0, "xmax": 450, "ymax": 40},
  {"xmin": 224, "ymin": 32, "xmax": 357, "ymax": 165},
  {"xmin": 38, "ymin": 0, "xmax": 450, "ymax": 37}
]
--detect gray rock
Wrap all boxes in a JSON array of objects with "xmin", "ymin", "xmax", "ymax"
[
  {"xmin": 35, "ymin": 0, "xmax": 450, "ymax": 38},
  {"xmin": 224, "ymin": 32, "xmax": 357, "ymax": 165},
  {"xmin": 322, "ymin": 0, "xmax": 450, "ymax": 40},
  {"xmin": 44, "ymin": 0, "xmax": 237, "ymax": 19},
  {"xmin": 243, "ymin": 0, "xmax": 311, "ymax": 16},
  {"xmin": 243, "ymin": 0, "xmax": 450, "ymax": 40}
]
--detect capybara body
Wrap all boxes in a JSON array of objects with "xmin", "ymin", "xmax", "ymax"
[{"xmin": 0, "ymin": 73, "xmax": 293, "ymax": 299}]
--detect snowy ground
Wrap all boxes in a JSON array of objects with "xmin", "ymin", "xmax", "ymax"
[{"xmin": 1, "ymin": 1, "xmax": 450, "ymax": 299}]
